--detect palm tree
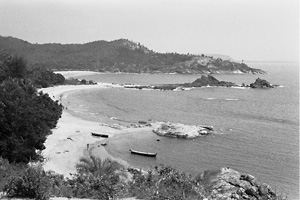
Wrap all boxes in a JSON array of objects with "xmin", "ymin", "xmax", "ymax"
[{"xmin": 76, "ymin": 156, "xmax": 125, "ymax": 178}]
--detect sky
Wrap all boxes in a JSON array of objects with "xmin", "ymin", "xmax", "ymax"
[{"xmin": 0, "ymin": 0, "xmax": 299, "ymax": 61}]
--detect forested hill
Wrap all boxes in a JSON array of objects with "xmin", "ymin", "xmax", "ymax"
[{"xmin": 0, "ymin": 36, "xmax": 266, "ymax": 74}]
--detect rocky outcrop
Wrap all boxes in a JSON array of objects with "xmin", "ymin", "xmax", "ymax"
[
  {"xmin": 125, "ymin": 76, "xmax": 277, "ymax": 91},
  {"xmin": 199, "ymin": 167, "xmax": 277, "ymax": 200},
  {"xmin": 151, "ymin": 122, "xmax": 214, "ymax": 139},
  {"xmin": 191, "ymin": 75, "xmax": 237, "ymax": 87},
  {"xmin": 125, "ymin": 75, "xmax": 238, "ymax": 91},
  {"xmin": 250, "ymin": 78, "xmax": 274, "ymax": 89}
]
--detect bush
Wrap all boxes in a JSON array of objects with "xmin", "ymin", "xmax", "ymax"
[
  {"xmin": 128, "ymin": 165, "xmax": 203, "ymax": 199},
  {"xmin": 4, "ymin": 165, "xmax": 52, "ymax": 200},
  {"xmin": 0, "ymin": 157, "xmax": 26, "ymax": 191},
  {"xmin": 68, "ymin": 156, "xmax": 127, "ymax": 199}
]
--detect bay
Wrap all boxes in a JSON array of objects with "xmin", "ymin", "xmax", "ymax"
[{"xmin": 66, "ymin": 62, "xmax": 299, "ymax": 199}]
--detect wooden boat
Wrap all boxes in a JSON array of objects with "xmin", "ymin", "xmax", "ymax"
[
  {"xmin": 91, "ymin": 132, "xmax": 109, "ymax": 138},
  {"xmin": 129, "ymin": 149, "xmax": 157, "ymax": 157}
]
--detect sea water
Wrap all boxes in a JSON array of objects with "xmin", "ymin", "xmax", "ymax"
[{"xmin": 65, "ymin": 62, "xmax": 299, "ymax": 199}]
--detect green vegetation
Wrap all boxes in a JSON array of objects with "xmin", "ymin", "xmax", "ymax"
[
  {"xmin": 0, "ymin": 52, "xmax": 63, "ymax": 163},
  {"xmin": 63, "ymin": 77, "xmax": 97, "ymax": 85},
  {"xmin": 127, "ymin": 165, "xmax": 203, "ymax": 199},
  {"xmin": 1, "ymin": 156, "xmax": 287, "ymax": 200},
  {"xmin": 27, "ymin": 67, "xmax": 65, "ymax": 88},
  {"xmin": 0, "ymin": 36, "xmax": 266, "ymax": 74}
]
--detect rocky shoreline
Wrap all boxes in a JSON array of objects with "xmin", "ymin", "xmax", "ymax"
[
  {"xmin": 201, "ymin": 167, "xmax": 278, "ymax": 200},
  {"xmin": 124, "ymin": 75, "xmax": 277, "ymax": 91}
]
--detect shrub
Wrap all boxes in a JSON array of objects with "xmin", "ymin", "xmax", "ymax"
[
  {"xmin": 0, "ymin": 157, "xmax": 25, "ymax": 191},
  {"xmin": 66, "ymin": 156, "xmax": 127, "ymax": 199},
  {"xmin": 4, "ymin": 165, "xmax": 52, "ymax": 200},
  {"xmin": 128, "ymin": 165, "xmax": 203, "ymax": 199}
]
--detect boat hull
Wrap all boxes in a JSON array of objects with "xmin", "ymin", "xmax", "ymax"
[
  {"xmin": 129, "ymin": 149, "xmax": 157, "ymax": 157},
  {"xmin": 91, "ymin": 132, "xmax": 109, "ymax": 138}
]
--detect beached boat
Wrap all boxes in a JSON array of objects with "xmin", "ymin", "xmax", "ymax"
[
  {"xmin": 129, "ymin": 149, "xmax": 157, "ymax": 157},
  {"xmin": 91, "ymin": 132, "xmax": 109, "ymax": 138}
]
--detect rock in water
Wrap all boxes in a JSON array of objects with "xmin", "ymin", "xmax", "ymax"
[
  {"xmin": 250, "ymin": 78, "xmax": 274, "ymax": 89},
  {"xmin": 191, "ymin": 75, "xmax": 237, "ymax": 87},
  {"xmin": 199, "ymin": 167, "xmax": 277, "ymax": 200},
  {"xmin": 151, "ymin": 122, "xmax": 214, "ymax": 139}
]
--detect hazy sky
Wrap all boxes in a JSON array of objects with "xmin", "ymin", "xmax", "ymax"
[{"xmin": 0, "ymin": 0, "xmax": 299, "ymax": 61}]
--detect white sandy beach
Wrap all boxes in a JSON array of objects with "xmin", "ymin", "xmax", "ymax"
[
  {"xmin": 54, "ymin": 70, "xmax": 102, "ymax": 78},
  {"xmin": 41, "ymin": 81, "xmax": 151, "ymax": 177}
]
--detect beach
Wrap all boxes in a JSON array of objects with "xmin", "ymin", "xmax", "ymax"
[{"xmin": 41, "ymin": 73, "xmax": 151, "ymax": 177}]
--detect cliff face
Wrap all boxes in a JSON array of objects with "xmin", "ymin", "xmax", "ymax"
[{"xmin": 0, "ymin": 36, "xmax": 266, "ymax": 74}]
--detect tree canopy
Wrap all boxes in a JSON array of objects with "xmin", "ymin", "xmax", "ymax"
[{"xmin": 0, "ymin": 52, "xmax": 63, "ymax": 163}]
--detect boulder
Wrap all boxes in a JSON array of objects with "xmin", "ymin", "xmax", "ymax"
[
  {"xmin": 151, "ymin": 122, "xmax": 214, "ymax": 139},
  {"xmin": 198, "ymin": 167, "xmax": 277, "ymax": 200}
]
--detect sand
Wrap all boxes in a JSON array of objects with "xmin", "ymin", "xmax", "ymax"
[
  {"xmin": 53, "ymin": 70, "xmax": 102, "ymax": 78},
  {"xmin": 41, "ymin": 82, "xmax": 150, "ymax": 177}
]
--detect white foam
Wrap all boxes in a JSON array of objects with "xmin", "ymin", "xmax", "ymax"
[{"xmin": 231, "ymin": 86, "xmax": 250, "ymax": 89}]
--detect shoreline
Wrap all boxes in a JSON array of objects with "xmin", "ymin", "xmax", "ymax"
[{"xmin": 41, "ymin": 83, "xmax": 151, "ymax": 177}]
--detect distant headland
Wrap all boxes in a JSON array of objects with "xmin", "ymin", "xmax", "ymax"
[{"xmin": 0, "ymin": 36, "xmax": 266, "ymax": 74}]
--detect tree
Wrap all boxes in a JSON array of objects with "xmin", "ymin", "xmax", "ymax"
[
  {"xmin": 27, "ymin": 67, "xmax": 65, "ymax": 88},
  {"xmin": 0, "ymin": 52, "xmax": 27, "ymax": 82},
  {"xmin": 70, "ymin": 156, "xmax": 126, "ymax": 199},
  {"xmin": 76, "ymin": 156, "xmax": 125, "ymax": 179},
  {"xmin": 0, "ymin": 78, "xmax": 62, "ymax": 163}
]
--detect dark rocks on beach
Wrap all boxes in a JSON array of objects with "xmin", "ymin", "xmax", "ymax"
[
  {"xmin": 250, "ymin": 78, "xmax": 274, "ymax": 89},
  {"xmin": 200, "ymin": 167, "xmax": 277, "ymax": 200}
]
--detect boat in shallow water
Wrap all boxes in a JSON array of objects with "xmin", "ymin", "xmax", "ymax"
[{"xmin": 129, "ymin": 149, "xmax": 157, "ymax": 157}]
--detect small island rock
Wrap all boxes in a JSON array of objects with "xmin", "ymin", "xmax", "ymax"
[
  {"xmin": 191, "ymin": 75, "xmax": 237, "ymax": 87},
  {"xmin": 151, "ymin": 122, "xmax": 214, "ymax": 139},
  {"xmin": 250, "ymin": 78, "xmax": 274, "ymax": 89}
]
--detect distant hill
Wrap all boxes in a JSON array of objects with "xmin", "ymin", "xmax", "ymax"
[{"xmin": 0, "ymin": 36, "xmax": 266, "ymax": 74}]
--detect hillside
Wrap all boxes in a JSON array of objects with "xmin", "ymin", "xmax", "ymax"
[{"xmin": 0, "ymin": 36, "xmax": 266, "ymax": 74}]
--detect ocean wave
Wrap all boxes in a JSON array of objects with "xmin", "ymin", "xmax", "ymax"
[
  {"xmin": 225, "ymin": 98, "xmax": 239, "ymax": 101},
  {"xmin": 277, "ymin": 85, "xmax": 289, "ymax": 88},
  {"xmin": 231, "ymin": 86, "xmax": 250, "ymax": 89}
]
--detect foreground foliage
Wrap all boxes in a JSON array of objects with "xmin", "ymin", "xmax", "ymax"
[
  {"xmin": 4, "ymin": 165, "xmax": 52, "ymax": 200},
  {"xmin": 127, "ymin": 165, "xmax": 204, "ymax": 199},
  {"xmin": 1, "ymin": 156, "xmax": 287, "ymax": 200}
]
